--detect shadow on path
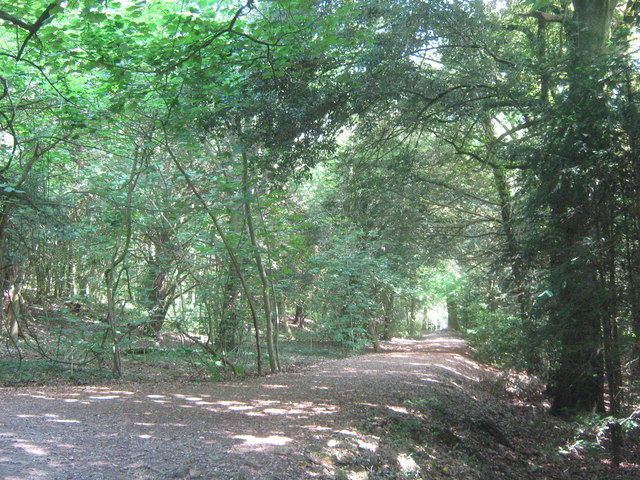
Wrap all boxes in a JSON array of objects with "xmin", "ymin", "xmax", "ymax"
[{"xmin": 0, "ymin": 330, "xmax": 496, "ymax": 480}]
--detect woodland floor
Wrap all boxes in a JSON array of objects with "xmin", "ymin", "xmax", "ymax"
[{"xmin": 1, "ymin": 330, "xmax": 639, "ymax": 480}]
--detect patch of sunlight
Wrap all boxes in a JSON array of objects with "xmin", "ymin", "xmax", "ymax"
[
  {"xmin": 312, "ymin": 405, "xmax": 338, "ymax": 414},
  {"xmin": 457, "ymin": 357, "xmax": 481, "ymax": 366},
  {"xmin": 63, "ymin": 398, "xmax": 79, "ymax": 403},
  {"xmin": 138, "ymin": 434, "xmax": 152, "ymax": 439},
  {"xmin": 327, "ymin": 439, "xmax": 340, "ymax": 447},
  {"xmin": 389, "ymin": 338, "xmax": 421, "ymax": 344},
  {"xmin": 397, "ymin": 453, "xmax": 420, "ymax": 475},
  {"xmin": 88, "ymin": 395, "xmax": 120, "ymax": 400},
  {"xmin": 263, "ymin": 408, "xmax": 294, "ymax": 415},
  {"xmin": 16, "ymin": 414, "xmax": 37, "ymax": 419},
  {"xmin": 348, "ymin": 471, "xmax": 369, "ymax": 480},
  {"xmin": 50, "ymin": 419, "xmax": 80, "ymax": 424},
  {"xmin": 337, "ymin": 429, "xmax": 357, "ymax": 436},
  {"xmin": 23, "ymin": 394, "xmax": 54, "ymax": 400},
  {"xmin": 183, "ymin": 396, "xmax": 203, "ymax": 402},
  {"xmin": 14, "ymin": 442, "xmax": 48, "ymax": 456},
  {"xmin": 357, "ymin": 439, "xmax": 378, "ymax": 451},
  {"xmin": 387, "ymin": 405, "xmax": 410, "ymax": 414},
  {"xmin": 146, "ymin": 394, "xmax": 167, "ymax": 399},
  {"xmin": 303, "ymin": 425, "xmax": 332, "ymax": 432},
  {"xmin": 436, "ymin": 363, "xmax": 478, "ymax": 382},
  {"xmin": 262, "ymin": 384, "xmax": 288, "ymax": 389},
  {"xmin": 228, "ymin": 405, "xmax": 255, "ymax": 411},
  {"xmin": 234, "ymin": 435, "xmax": 292, "ymax": 446}
]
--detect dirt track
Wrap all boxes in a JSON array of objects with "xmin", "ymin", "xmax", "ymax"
[{"xmin": 0, "ymin": 332, "xmax": 503, "ymax": 479}]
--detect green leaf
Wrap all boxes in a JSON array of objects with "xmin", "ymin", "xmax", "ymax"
[{"xmin": 524, "ymin": 0, "xmax": 555, "ymax": 10}]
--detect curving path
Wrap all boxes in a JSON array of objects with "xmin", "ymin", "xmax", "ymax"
[{"xmin": 0, "ymin": 331, "xmax": 487, "ymax": 480}]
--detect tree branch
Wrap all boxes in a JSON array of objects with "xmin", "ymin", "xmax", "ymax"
[
  {"xmin": 0, "ymin": 10, "xmax": 32, "ymax": 31},
  {"xmin": 17, "ymin": 2, "xmax": 63, "ymax": 59},
  {"xmin": 518, "ymin": 11, "xmax": 565, "ymax": 23},
  {"xmin": 158, "ymin": 1, "xmax": 258, "ymax": 74}
]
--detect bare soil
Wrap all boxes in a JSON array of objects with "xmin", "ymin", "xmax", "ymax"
[{"xmin": 1, "ymin": 330, "xmax": 638, "ymax": 480}]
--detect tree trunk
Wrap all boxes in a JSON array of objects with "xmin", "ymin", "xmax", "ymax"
[
  {"xmin": 141, "ymin": 231, "xmax": 177, "ymax": 337},
  {"xmin": 216, "ymin": 266, "xmax": 241, "ymax": 353},
  {"xmin": 446, "ymin": 295, "xmax": 459, "ymax": 331},
  {"xmin": 380, "ymin": 290, "xmax": 394, "ymax": 341},
  {"xmin": 242, "ymin": 151, "xmax": 278, "ymax": 374},
  {"xmin": 3, "ymin": 284, "xmax": 23, "ymax": 340},
  {"xmin": 621, "ymin": 65, "xmax": 640, "ymax": 375},
  {"xmin": 294, "ymin": 305, "xmax": 305, "ymax": 327},
  {"xmin": 167, "ymin": 139, "xmax": 263, "ymax": 375},
  {"xmin": 421, "ymin": 305, "xmax": 429, "ymax": 332},
  {"xmin": 408, "ymin": 296, "xmax": 417, "ymax": 336},
  {"xmin": 367, "ymin": 318, "xmax": 381, "ymax": 353},
  {"xmin": 547, "ymin": 0, "xmax": 618, "ymax": 415},
  {"xmin": 105, "ymin": 269, "xmax": 122, "ymax": 378}
]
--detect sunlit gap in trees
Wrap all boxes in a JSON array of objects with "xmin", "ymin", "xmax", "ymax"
[
  {"xmin": 484, "ymin": 0, "xmax": 509, "ymax": 11},
  {"xmin": 427, "ymin": 302, "xmax": 447, "ymax": 329},
  {"xmin": 409, "ymin": 36, "xmax": 444, "ymax": 70}
]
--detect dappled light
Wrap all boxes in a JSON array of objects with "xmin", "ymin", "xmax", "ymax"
[
  {"xmin": 2, "ymin": 330, "xmax": 638, "ymax": 479},
  {"xmin": 1, "ymin": 0, "xmax": 639, "ymax": 476},
  {"xmin": 233, "ymin": 434, "xmax": 292, "ymax": 447},
  {"xmin": 1, "ymin": 331, "xmax": 466, "ymax": 478},
  {"xmin": 13, "ymin": 441, "xmax": 48, "ymax": 456}
]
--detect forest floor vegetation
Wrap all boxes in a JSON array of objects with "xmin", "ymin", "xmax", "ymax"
[{"xmin": 1, "ymin": 330, "xmax": 639, "ymax": 479}]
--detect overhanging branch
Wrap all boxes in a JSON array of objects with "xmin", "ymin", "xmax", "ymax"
[
  {"xmin": 517, "ymin": 11, "xmax": 565, "ymax": 23},
  {"xmin": 0, "ymin": 2, "xmax": 63, "ymax": 59}
]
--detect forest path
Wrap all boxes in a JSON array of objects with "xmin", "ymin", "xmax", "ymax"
[{"xmin": 0, "ymin": 331, "xmax": 554, "ymax": 479}]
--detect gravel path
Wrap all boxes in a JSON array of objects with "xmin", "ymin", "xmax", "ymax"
[{"xmin": 0, "ymin": 331, "xmax": 483, "ymax": 480}]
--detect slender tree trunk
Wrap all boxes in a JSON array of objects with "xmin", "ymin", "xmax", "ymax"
[
  {"xmin": 408, "ymin": 296, "xmax": 417, "ymax": 336},
  {"xmin": 165, "ymin": 138, "xmax": 263, "ymax": 375},
  {"xmin": 102, "ymin": 152, "xmax": 140, "ymax": 378},
  {"xmin": 484, "ymin": 117, "xmax": 540, "ymax": 371},
  {"xmin": 421, "ymin": 305, "xmax": 428, "ymax": 332},
  {"xmin": 446, "ymin": 296, "xmax": 459, "ymax": 331},
  {"xmin": 294, "ymin": 305, "xmax": 304, "ymax": 327},
  {"xmin": 104, "ymin": 269, "xmax": 122, "ymax": 377},
  {"xmin": 242, "ymin": 151, "xmax": 278, "ymax": 373},
  {"xmin": 380, "ymin": 289, "xmax": 395, "ymax": 341},
  {"xmin": 596, "ymin": 207, "xmax": 624, "ymax": 465},
  {"xmin": 622, "ymin": 65, "xmax": 640, "ymax": 374}
]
